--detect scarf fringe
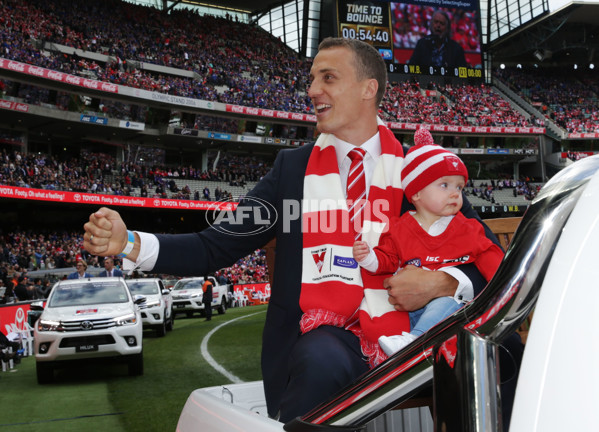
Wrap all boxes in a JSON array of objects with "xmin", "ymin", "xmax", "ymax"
[
  {"xmin": 348, "ymin": 327, "xmax": 388, "ymax": 368},
  {"xmin": 300, "ymin": 309, "xmax": 349, "ymax": 334},
  {"xmin": 300, "ymin": 309, "xmax": 389, "ymax": 368}
]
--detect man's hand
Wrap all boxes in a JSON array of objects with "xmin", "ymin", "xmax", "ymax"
[
  {"xmin": 383, "ymin": 265, "xmax": 458, "ymax": 311},
  {"xmin": 83, "ymin": 207, "xmax": 136, "ymax": 259},
  {"xmin": 353, "ymin": 241, "xmax": 370, "ymax": 263}
]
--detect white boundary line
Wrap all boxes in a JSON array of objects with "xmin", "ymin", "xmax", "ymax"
[{"xmin": 200, "ymin": 310, "xmax": 266, "ymax": 383}]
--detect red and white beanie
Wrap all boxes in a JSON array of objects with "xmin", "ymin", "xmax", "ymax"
[{"xmin": 402, "ymin": 128, "xmax": 468, "ymax": 202}]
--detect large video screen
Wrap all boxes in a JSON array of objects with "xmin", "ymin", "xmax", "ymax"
[{"xmin": 337, "ymin": 0, "xmax": 483, "ymax": 79}]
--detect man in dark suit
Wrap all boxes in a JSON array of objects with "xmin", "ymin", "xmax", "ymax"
[
  {"xmin": 13, "ymin": 276, "xmax": 30, "ymax": 301},
  {"xmin": 83, "ymin": 37, "xmax": 520, "ymax": 424},
  {"xmin": 98, "ymin": 257, "xmax": 124, "ymax": 277}
]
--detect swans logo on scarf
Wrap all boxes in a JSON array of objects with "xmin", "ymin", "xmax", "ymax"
[
  {"xmin": 403, "ymin": 258, "xmax": 421, "ymax": 267},
  {"xmin": 312, "ymin": 248, "xmax": 327, "ymax": 273}
]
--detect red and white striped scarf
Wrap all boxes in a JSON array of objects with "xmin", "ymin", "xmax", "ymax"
[{"xmin": 300, "ymin": 121, "xmax": 409, "ymax": 367}]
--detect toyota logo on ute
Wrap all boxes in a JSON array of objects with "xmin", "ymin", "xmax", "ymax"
[{"xmin": 81, "ymin": 321, "xmax": 94, "ymax": 330}]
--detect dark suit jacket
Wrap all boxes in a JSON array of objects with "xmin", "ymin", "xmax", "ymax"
[
  {"xmin": 152, "ymin": 142, "xmax": 495, "ymax": 417},
  {"xmin": 409, "ymin": 35, "xmax": 468, "ymax": 68},
  {"xmin": 99, "ymin": 269, "xmax": 124, "ymax": 277},
  {"xmin": 14, "ymin": 284, "xmax": 30, "ymax": 301}
]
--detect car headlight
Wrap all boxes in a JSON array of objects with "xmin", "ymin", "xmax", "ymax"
[
  {"xmin": 144, "ymin": 300, "xmax": 161, "ymax": 308},
  {"xmin": 191, "ymin": 293, "xmax": 201, "ymax": 298},
  {"xmin": 37, "ymin": 319, "xmax": 64, "ymax": 332},
  {"xmin": 113, "ymin": 313, "xmax": 138, "ymax": 326}
]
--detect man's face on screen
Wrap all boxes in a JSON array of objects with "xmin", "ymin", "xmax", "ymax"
[{"xmin": 431, "ymin": 12, "xmax": 449, "ymax": 39}]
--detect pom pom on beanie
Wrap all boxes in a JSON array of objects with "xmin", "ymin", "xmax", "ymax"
[{"xmin": 402, "ymin": 129, "xmax": 468, "ymax": 202}]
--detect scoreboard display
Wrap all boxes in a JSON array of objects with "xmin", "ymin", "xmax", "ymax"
[
  {"xmin": 338, "ymin": 3, "xmax": 393, "ymax": 50},
  {"xmin": 337, "ymin": 0, "xmax": 484, "ymax": 79}
]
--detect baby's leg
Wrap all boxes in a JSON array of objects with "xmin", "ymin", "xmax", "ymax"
[{"xmin": 410, "ymin": 296, "xmax": 461, "ymax": 336}]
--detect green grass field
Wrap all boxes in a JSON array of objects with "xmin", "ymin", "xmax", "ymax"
[{"xmin": 0, "ymin": 305, "xmax": 267, "ymax": 432}]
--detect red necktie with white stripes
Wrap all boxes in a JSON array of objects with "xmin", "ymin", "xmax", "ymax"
[{"xmin": 347, "ymin": 147, "xmax": 367, "ymax": 239}]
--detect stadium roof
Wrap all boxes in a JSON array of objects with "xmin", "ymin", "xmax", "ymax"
[
  {"xmin": 489, "ymin": 2, "xmax": 599, "ymax": 66},
  {"xmin": 173, "ymin": 0, "xmax": 282, "ymax": 16}
]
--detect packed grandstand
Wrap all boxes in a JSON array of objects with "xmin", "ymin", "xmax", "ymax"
[{"xmin": 0, "ymin": 0, "xmax": 597, "ymax": 288}]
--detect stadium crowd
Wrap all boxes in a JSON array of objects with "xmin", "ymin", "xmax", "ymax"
[
  {"xmin": 0, "ymin": 0, "xmax": 312, "ymax": 113},
  {"xmin": 466, "ymin": 178, "xmax": 540, "ymax": 204},
  {"xmin": 380, "ymin": 80, "xmax": 541, "ymax": 127},
  {"xmin": 0, "ymin": 225, "xmax": 269, "ymax": 304},
  {"xmin": 496, "ymin": 67, "xmax": 599, "ymax": 133},
  {"xmin": 0, "ymin": 148, "xmax": 273, "ymax": 200},
  {"xmin": 3, "ymin": 0, "xmax": 592, "ymax": 131}
]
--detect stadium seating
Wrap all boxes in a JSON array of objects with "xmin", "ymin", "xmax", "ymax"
[{"xmin": 0, "ymin": 0, "xmax": 575, "ymax": 128}]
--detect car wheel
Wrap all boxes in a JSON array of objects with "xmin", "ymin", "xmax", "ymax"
[
  {"xmin": 166, "ymin": 308, "xmax": 174, "ymax": 331},
  {"xmin": 217, "ymin": 297, "xmax": 227, "ymax": 314},
  {"xmin": 127, "ymin": 353, "xmax": 144, "ymax": 376},
  {"xmin": 36, "ymin": 361, "xmax": 54, "ymax": 384},
  {"xmin": 155, "ymin": 318, "xmax": 167, "ymax": 337}
]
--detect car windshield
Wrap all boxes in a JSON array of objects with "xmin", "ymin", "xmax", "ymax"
[
  {"xmin": 48, "ymin": 281, "xmax": 130, "ymax": 307},
  {"xmin": 172, "ymin": 279, "xmax": 204, "ymax": 290},
  {"xmin": 127, "ymin": 281, "xmax": 160, "ymax": 296}
]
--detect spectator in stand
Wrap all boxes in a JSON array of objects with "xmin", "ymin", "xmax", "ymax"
[
  {"xmin": 409, "ymin": 10, "xmax": 468, "ymax": 69},
  {"xmin": 13, "ymin": 275, "xmax": 30, "ymax": 301},
  {"xmin": 32, "ymin": 278, "xmax": 48, "ymax": 299},
  {"xmin": 202, "ymin": 186, "xmax": 211, "ymax": 201},
  {"xmin": 1, "ymin": 278, "xmax": 15, "ymax": 304}
]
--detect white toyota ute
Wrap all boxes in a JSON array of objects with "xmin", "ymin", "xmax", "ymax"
[
  {"xmin": 32, "ymin": 277, "xmax": 145, "ymax": 384},
  {"xmin": 171, "ymin": 276, "xmax": 227, "ymax": 318},
  {"xmin": 126, "ymin": 278, "xmax": 174, "ymax": 337}
]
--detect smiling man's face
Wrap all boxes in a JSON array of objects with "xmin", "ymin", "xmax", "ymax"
[{"xmin": 308, "ymin": 46, "xmax": 376, "ymax": 145}]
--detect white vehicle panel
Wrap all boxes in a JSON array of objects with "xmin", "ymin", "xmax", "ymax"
[
  {"xmin": 177, "ymin": 382, "xmax": 283, "ymax": 432},
  {"xmin": 509, "ymin": 167, "xmax": 599, "ymax": 432}
]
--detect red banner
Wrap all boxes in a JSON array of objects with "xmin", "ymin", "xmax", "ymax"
[
  {"xmin": 386, "ymin": 122, "xmax": 546, "ymax": 135},
  {"xmin": 0, "ymin": 99, "xmax": 29, "ymax": 113},
  {"xmin": 225, "ymin": 104, "xmax": 316, "ymax": 123},
  {"xmin": 0, "ymin": 185, "xmax": 238, "ymax": 211},
  {"xmin": 561, "ymin": 151, "xmax": 594, "ymax": 160},
  {"xmin": 568, "ymin": 132, "xmax": 599, "ymax": 139},
  {"xmin": 0, "ymin": 303, "xmax": 32, "ymax": 333},
  {"xmin": 233, "ymin": 282, "xmax": 271, "ymax": 305},
  {"xmin": 0, "ymin": 58, "xmax": 119, "ymax": 94}
]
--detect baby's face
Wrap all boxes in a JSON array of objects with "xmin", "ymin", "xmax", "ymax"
[{"xmin": 413, "ymin": 175, "xmax": 465, "ymax": 216}]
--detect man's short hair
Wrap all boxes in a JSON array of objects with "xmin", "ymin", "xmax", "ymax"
[{"xmin": 317, "ymin": 37, "xmax": 387, "ymax": 107}]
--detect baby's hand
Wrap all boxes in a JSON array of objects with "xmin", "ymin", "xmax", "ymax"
[{"xmin": 353, "ymin": 241, "xmax": 370, "ymax": 263}]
